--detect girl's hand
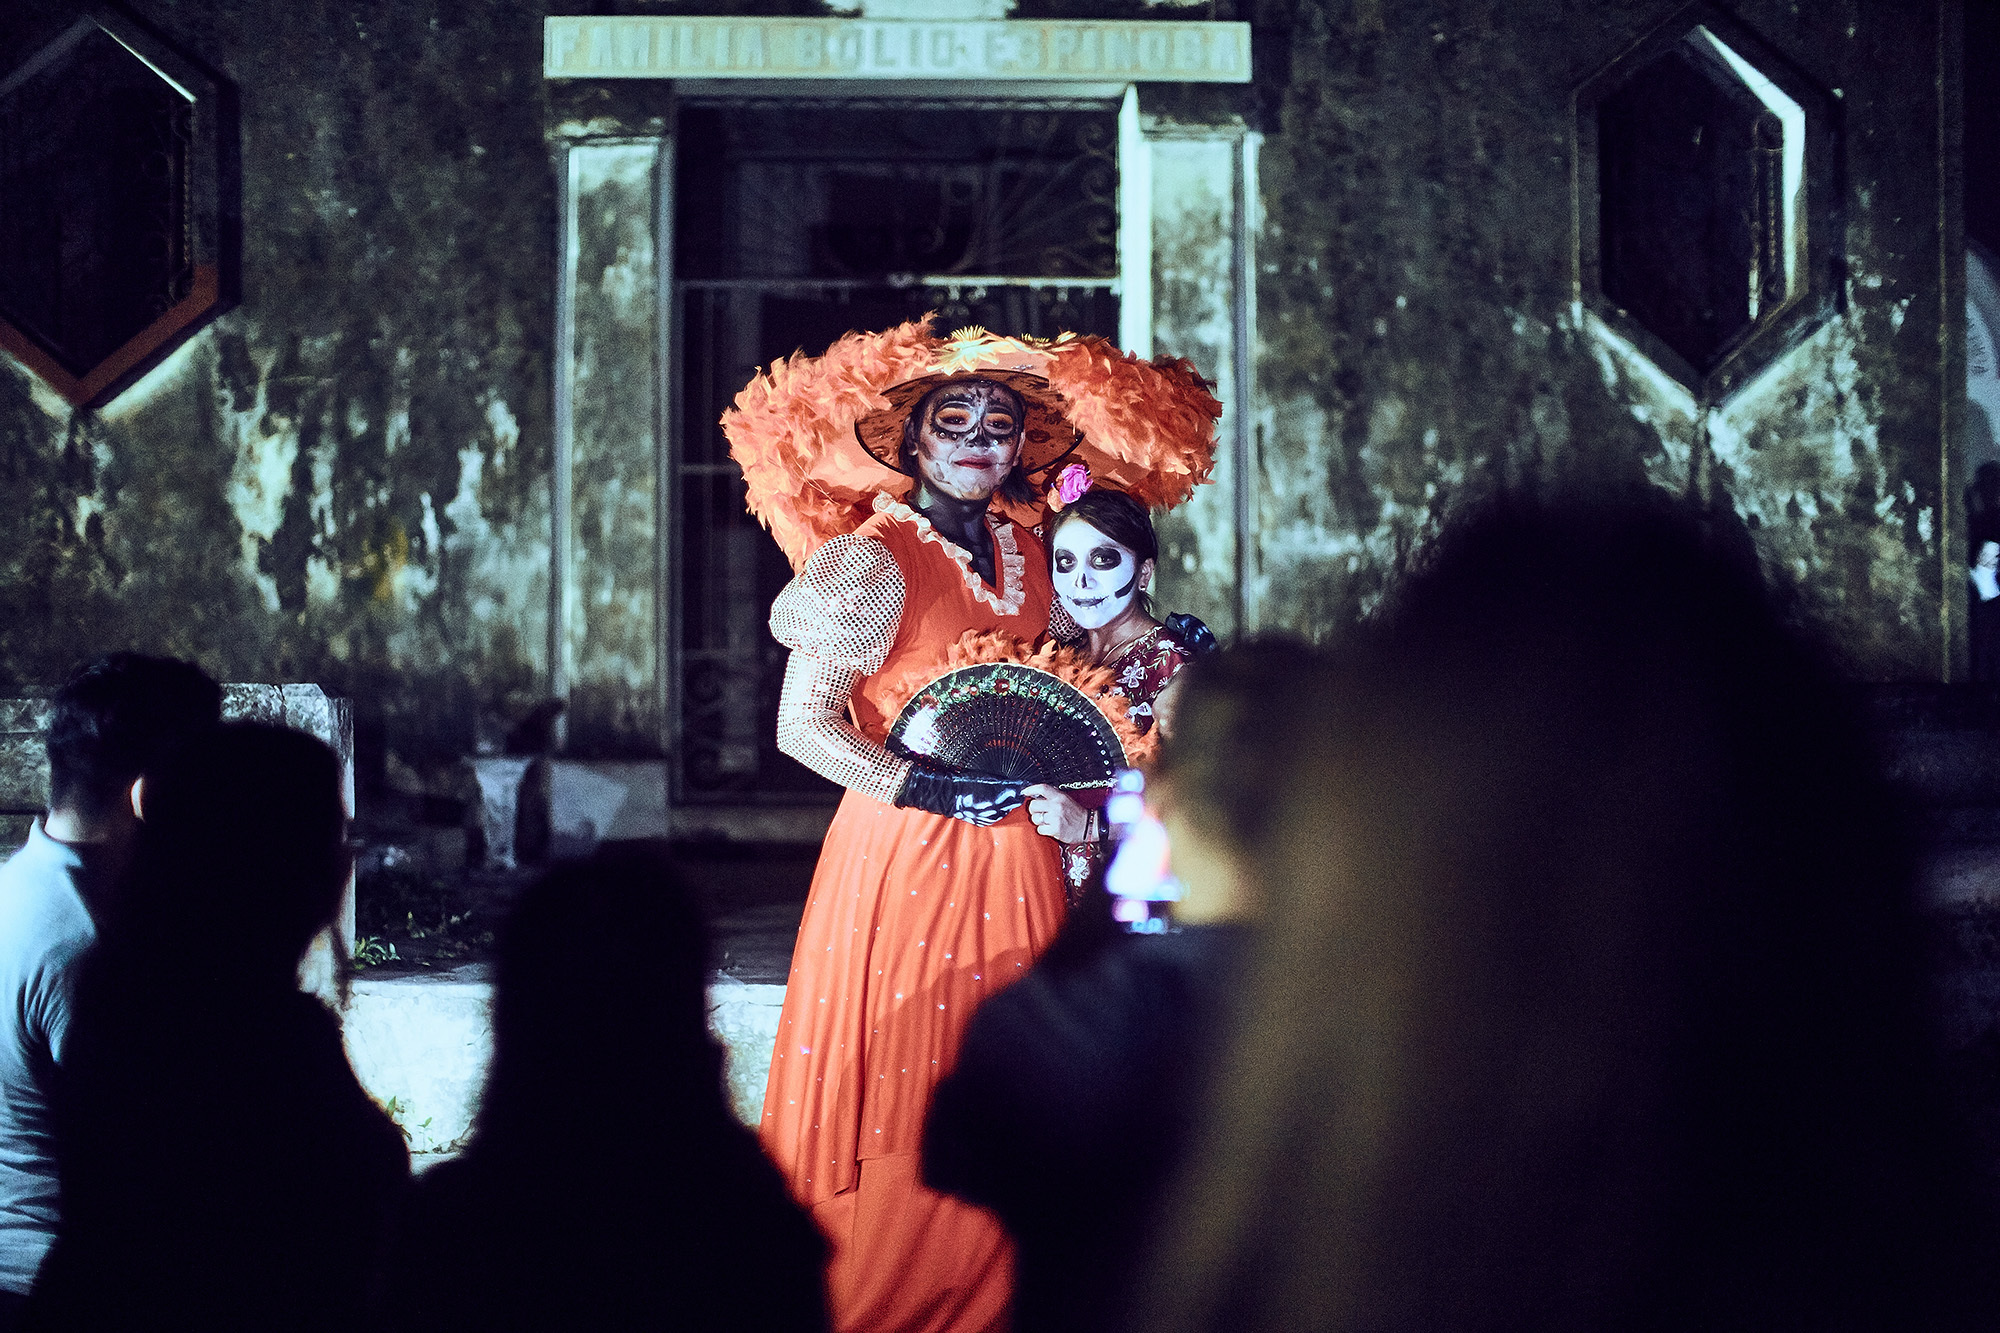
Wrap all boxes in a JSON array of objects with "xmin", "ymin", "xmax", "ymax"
[{"xmin": 1021, "ymin": 783, "xmax": 1092, "ymax": 844}]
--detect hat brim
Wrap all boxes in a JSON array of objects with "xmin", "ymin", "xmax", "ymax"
[{"xmin": 854, "ymin": 370, "xmax": 1081, "ymax": 476}]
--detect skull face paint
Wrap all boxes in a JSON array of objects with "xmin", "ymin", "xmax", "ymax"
[
  {"xmin": 911, "ymin": 380, "xmax": 1025, "ymax": 503},
  {"xmin": 1051, "ymin": 518, "xmax": 1147, "ymax": 630}
]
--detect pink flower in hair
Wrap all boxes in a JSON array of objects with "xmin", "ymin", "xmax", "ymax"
[{"xmin": 1051, "ymin": 462, "xmax": 1092, "ymax": 511}]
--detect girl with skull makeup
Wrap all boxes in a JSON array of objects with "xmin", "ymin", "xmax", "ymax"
[
  {"xmin": 724, "ymin": 324, "xmax": 1219, "ymax": 1333},
  {"xmin": 1022, "ymin": 484, "xmax": 1218, "ymax": 897}
]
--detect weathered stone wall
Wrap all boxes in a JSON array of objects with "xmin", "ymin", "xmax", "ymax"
[
  {"xmin": 0, "ymin": 0, "xmax": 558, "ymax": 770},
  {"xmin": 1225, "ymin": 0, "xmax": 1958, "ymax": 678},
  {"xmin": 0, "ymin": 0, "xmax": 1964, "ymax": 794}
]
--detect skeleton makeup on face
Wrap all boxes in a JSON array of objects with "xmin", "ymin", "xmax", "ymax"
[
  {"xmin": 910, "ymin": 381, "xmax": 1025, "ymax": 503},
  {"xmin": 1051, "ymin": 518, "xmax": 1152, "ymax": 630}
]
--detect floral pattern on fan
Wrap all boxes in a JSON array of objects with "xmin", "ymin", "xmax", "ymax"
[{"xmin": 886, "ymin": 663, "xmax": 1127, "ymax": 790}]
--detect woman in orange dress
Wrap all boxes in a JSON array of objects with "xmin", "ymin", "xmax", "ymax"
[{"xmin": 724, "ymin": 323, "xmax": 1221, "ymax": 1333}]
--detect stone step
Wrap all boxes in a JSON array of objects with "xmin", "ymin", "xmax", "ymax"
[{"xmin": 339, "ymin": 969, "xmax": 785, "ymax": 1153}]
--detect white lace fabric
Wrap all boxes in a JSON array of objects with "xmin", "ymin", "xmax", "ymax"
[
  {"xmin": 777, "ymin": 655, "xmax": 913, "ymax": 803},
  {"xmin": 769, "ymin": 534, "xmax": 905, "ymax": 672},
  {"xmin": 771, "ymin": 533, "xmax": 913, "ymax": 802}
]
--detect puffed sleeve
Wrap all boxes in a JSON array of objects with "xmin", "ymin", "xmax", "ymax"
[
  {"xmin": 770, "ymin": 535, "xmax": 914, "ymax": 804},
  {"xmin": 769, "ymin": 534, "xmax": 905, "ymax": 674}
]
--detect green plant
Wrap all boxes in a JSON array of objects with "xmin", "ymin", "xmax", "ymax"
[
  {"xmin": 352, "ymin": 935, "xmax": 399, "ymax": 968},
  {"xmin": 381, "ymin": 1095, "xmax": 413, "ymax": 1143},
  {"xmin": 357, "ymin": 864, "xmax": 494, "ymax": 963}
]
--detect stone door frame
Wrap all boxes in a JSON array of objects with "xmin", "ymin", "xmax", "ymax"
[{"xmin": 544, "ymin": 53, "xmax": 1257, "ymax": 838}]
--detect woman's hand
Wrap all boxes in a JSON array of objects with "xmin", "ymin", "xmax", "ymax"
[{"xmin": 1022, "ymin": 784, "xmax": 1092, "ymax": 843}]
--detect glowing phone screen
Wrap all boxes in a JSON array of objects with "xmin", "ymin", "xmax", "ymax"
[{"xmin": 1103, "ymin": 768, "xmax": 1181, "ymax": 933}]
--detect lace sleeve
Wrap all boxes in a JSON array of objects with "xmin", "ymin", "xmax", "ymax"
[
  {"xmin": 769, "ymin": 534, "xmax": 905, "ymax": 671},
  {"xmin": 770, "ymin": 535, "xmax": 913, "ymax": 802}
]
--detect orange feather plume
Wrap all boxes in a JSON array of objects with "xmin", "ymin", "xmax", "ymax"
[
  {"xmin": 722, "ymin": 316, "xmax": 1222, "ymax": 572},
  {"xmin": 723, "ymin": 321, "xmax": 933, "ymax": 572},
  {"xmin": 1039, "ymin": 338, "xmax": 1221, "ymax": 513}
]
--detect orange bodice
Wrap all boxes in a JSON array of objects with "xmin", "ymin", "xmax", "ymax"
[
  {"xmin": 761, "ymin": 497, "xmax": 1065, "ymax": 1333},
  {"xmin": 846, "ymin": 496, "xmax": 1053, "ymax": 738}
]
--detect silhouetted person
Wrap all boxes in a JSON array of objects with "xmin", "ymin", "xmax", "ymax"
[
  {"xmin": 924, "ymin": 643, "xmax": 1322, "ymax": 1333},
  {"xmin": 0, "ymin": 654, "xmax": 220, "ymax": 1332},
  {"xmin": 25, "ymin": 723, "xmax": 406, "ymax": 1333},
  {"xmin": 1969, "ymin": 509, "xmax": 2000, "ymax": 682},
  {"xmin": 382, "ymin": 845, "xmax": 829, "ymax": 1333},
  {"xmin": 1133, "ymin": 497, "xmax": 2000, "ymax": 1333}
]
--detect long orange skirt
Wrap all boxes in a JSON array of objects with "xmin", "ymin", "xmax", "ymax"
[{"xmin": 761, "ymin": 790, "xmax": 1066, "ymax": 1333}]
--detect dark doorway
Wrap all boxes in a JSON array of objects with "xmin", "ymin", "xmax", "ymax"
[{"xmin": 671, "ymin": 100, "xmax": 1121, "ymax": 806}]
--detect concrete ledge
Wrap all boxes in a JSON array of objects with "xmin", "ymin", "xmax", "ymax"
[
  {"xmin": 669, "ymin": 803, "xmax": 836, "ymax": 845},
  {"xmin": 343, "ymin": 969, "xmax": 495, "ymax": 1153},
  {"xmin": 341, "ymin": 970, "xmax": 785, "ymax": 1151}
]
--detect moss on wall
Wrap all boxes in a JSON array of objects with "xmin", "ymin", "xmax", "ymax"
[
  {"xmin": 0, "ymin": 0, "xmax": 559, "ymax": 767},
  {"xmin": 1241, "ymin": 0, "xmax": 1954, "ymax": 677},
  {"xmin": 0, "ymin": 0, "xmax": 1962, "ymax": 805}
]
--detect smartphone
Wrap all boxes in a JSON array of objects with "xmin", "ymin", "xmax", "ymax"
[{"xmin": 1103, "ymin": 767, "xmax": 1181, "ymax": 934}]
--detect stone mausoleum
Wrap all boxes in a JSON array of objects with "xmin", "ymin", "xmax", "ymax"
[{"xmin": 2, "ymin": 0, "xmax": 1999, "ymax": 1149}]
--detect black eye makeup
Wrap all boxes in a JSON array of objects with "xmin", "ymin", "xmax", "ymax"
[{"xmin": 1054, "ymin": 545, "xmax": 1130, "ymax": 574}]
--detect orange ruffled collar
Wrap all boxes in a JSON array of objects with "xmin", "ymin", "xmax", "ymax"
[{"xmin": 871, "ymin": 492, "xmax": 1028, "ymax": 617}]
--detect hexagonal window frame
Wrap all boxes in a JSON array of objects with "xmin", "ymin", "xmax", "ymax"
[
  {"xmin": 1574, "ymin": 4, "xmax": 1839, "ymax": 404},
  {"xmin": 0, "ymin": 9, "xmax": 237, "ymax": 408}
]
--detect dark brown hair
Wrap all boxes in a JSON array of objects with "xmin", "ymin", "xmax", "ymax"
[
  {"xmin": 1047, "ymin": 487, "xmax": 1159, "ymax": 567},
  {"xmin": 47, "ymin": 653, "xmax": 222, "ymax": 819}
]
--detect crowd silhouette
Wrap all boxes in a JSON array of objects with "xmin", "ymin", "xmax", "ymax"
[
  {"xmin": 383, "ymin": 845, "xmax": 827, "ymax": 1332},
  {"xmin": 2, "ymin": 497, "xmax": 1997, "ymax": 1331},
  {"xmin": 24, "ymin": 722, "xmax": 405, "ymax": 1332},
  {"xmin": 1137, "ymin": 498, "xmax": 2000, "ymax": 1332}
]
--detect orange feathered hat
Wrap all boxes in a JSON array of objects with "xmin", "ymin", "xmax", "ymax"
[{"xmin": 723, "ymin": 317, "xmax": 1223, "ymax": 572}]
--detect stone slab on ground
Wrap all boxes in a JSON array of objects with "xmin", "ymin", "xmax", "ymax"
[
  {"xmin": 343, "ymin": 966, "xmax": 495, "ymax": 1154},
  {"xmin": 548, "ymin": 760, "xmax": 670, "ymax": 857},
  {"xmin": 468, "ymin": 756, "xmax": 534, "ymax": 869},
  {"xmin": 342, "ymin": 969, "xmax": 786, "ymax": 1151},
  {"xmin": 709, "ymin": 977, "xmax": 788, "ymax": 1125}
]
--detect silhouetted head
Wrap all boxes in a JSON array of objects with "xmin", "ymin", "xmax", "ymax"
[
  {"xmin": 1151, "ymin": 638, "xmax": 1326, "ymax": 868},
  {"xmin": 474, "ymin": 845, "xmax": 722, "ymax": 1151},
  {"xmin": 1972, "ymin": 459, "xmax": 2000, "ymax": 510},
  {"xmin": 1140, "ymin": 495, "xmax": 1991, "ymax": 1332},
  {"xmin": 1145, "ymin": 640, "xmax": 1329, "ymax": 926},
  {"xmin": 45, "ymin": 653, "xmax": 221, "ymax": 821},
  {"xmin": 122, "ymin": 722, "xmax": 349, "ymax": 979}
]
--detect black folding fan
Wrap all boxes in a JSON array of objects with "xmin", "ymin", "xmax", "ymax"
[{"xmin": 885, "ymin": 663, "xmax": 1126, "ymax": 789}]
